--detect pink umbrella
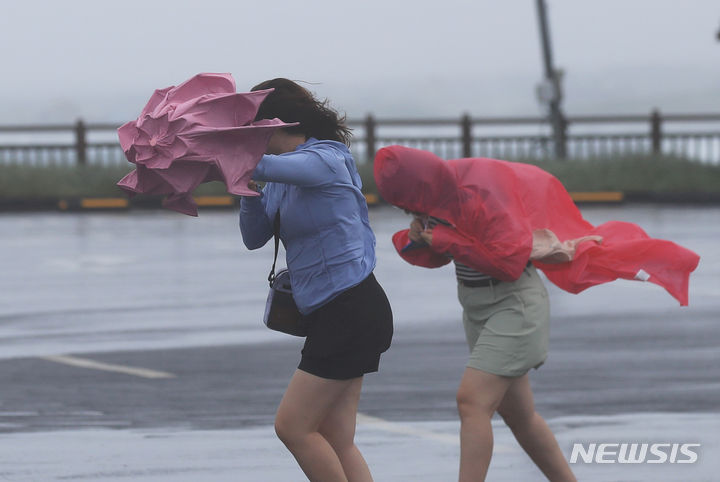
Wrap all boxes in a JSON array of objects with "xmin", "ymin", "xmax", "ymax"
[{"xmin": 117, "ymin": 73, "xmax": 294, "ymax": 216}]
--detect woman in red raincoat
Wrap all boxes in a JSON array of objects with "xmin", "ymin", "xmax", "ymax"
[
  {"xmin": 375, "ymin": 145, "xmax": 698, "ymax": 481},
  {"xmin": 407, "ymin": 214, "xmax": 576, "ymax": 481}
]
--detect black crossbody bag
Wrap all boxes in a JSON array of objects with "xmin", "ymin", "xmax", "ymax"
[{"xmin": 262, "ymin": 212, "xmax": 307, "ymax": 336}]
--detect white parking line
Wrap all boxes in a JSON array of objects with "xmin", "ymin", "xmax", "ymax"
[
  {"xmin": 40, "ymin": 355, "xmax": 176, "ymax": 379},
  {"xmin": 357, "ymin": 412, "xmax": 459, "ymax": 445},
  {"xmin": 356, "ymin": 413, "xmax": 516, "ymax": 454}
]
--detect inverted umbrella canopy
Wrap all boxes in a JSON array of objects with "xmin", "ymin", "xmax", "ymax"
[{"xmin": 117, "ymin": 73, "xmax": 295, "ymax": 216}]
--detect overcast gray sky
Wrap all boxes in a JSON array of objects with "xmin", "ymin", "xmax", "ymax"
[{"xmin": 1, "ymin": 0, "xmax": 718, "ymax": 124}]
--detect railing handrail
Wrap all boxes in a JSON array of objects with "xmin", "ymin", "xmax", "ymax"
[
  {"xmin": 3, "ymin": 112, "xmax": 720, "ymax": 133},
  {"xmin": 0, "ymin": 124, "xmax": 80, "ymax": 133}
]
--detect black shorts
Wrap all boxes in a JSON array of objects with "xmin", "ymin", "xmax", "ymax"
[{"xmin": 298, "ymin": 273, "xmax": 393, "ymax": 380}]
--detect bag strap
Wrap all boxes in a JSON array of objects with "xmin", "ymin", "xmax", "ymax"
[{"xmin": 268, "ymin": 211, "xmax": 281, "ymax": 286}]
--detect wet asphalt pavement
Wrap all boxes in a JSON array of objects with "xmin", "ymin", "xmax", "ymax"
[
  {"xmin": 0, "ymin": 205, "xmax": 718, "ymax": 433},
  {"xmin": 1, "ymin": 306, "xmax": 718, "ymax": 433}
]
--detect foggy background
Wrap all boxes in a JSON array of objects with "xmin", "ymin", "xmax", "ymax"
[{"xmin": 1, "ymin": 0, "xmax": 718, "ymax": 124}]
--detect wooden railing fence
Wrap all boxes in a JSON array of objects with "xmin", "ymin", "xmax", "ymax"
[{"xmin": 1, "ymin": 111, "xmax": 719, "ymax": 166}]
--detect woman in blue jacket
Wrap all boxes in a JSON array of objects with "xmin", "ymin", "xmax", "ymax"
[{"xmin": 240, "ymin": 78, "xmax": 393, "ymax": 481}]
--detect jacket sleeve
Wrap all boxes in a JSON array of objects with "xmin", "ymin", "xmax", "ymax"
[
  {"xmin": 430, "ymin": 224, "xmax": 532, "ymax": 281},
  {"xmin": 253, "ymin": 150, "xmax": 341, "ymax": 187},
  {"xmin": 392, "ymin": 230, "xmax": 451, "ymax": 268},
  {"xmin": 239, "ymin": 194, "xmax": 273, "ymax": 250}
]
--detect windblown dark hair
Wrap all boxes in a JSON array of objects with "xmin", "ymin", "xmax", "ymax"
[{"xmin": 251, "ymin": 78, "xmax": 352, "ymax": 146}]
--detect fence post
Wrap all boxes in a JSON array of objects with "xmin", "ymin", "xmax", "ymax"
[
  {"xmin": 650, "ymin": 109, "xmax": 662, "ymax": 155},
  {"xmin": 461, "ymin": 113, "xmax": 472, "ymax": 158},
  {"xmin": 75, "ymin": 118, "xmax": 87, "ymax": 166},
  {"xmin": 556, "ymin": 112, "xmax": 568, "ymax": 159},
  {"xmin": 365, "ymin": 114, "xmax": 376, "ymax": 162}
]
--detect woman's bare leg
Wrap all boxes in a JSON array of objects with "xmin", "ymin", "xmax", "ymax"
[
  {"xmin": 456, "ymin": 367, "xmax": 514, "ymax": 482},
  {"xmin": 497, "ymin": 374, "xmax": 576, "ymax": 481},
  {"xmin": 274, "ymin": 369, "xmax": 369, "ymax": 481},
  {"xmin": 318, "ymin": 376, "xmax": 372, "ymax": 482}
]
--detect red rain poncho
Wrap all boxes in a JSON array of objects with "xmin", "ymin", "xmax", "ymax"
[{"xmin": 374, "ymin": 146, "xmax": 700, "ymax": 306}]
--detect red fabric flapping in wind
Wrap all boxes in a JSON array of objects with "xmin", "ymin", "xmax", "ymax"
[{"xmin": 374, "ymin": 145, "xmax": 699, "ymax": 306}]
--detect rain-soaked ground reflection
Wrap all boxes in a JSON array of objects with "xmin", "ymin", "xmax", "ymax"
[{"xmin": 0, "ymin": 204, "xmax": 717, "ymax": 359}]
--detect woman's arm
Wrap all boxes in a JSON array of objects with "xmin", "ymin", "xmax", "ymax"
[
  {"xmin": 253, "ymin": 149, "xmax": 342, "ymax": 187},
  {"xmin": 239, "ymin": 194, "xmax": 273, "ymax": 250},
  {"xmin": 392, "ymin": 229, "xmax": 451, "ymax": 268},
  {"xmin": 426, "ymin": 224, "xmax": 532, "ymax": 281}
]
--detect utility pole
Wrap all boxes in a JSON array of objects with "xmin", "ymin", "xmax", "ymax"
[{"xmin": 535, "ymin": 0, "xmax": 567, "ymax": 158}]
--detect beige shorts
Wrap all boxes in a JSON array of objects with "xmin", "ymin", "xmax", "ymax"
[{"xmin": 457, "ymin": 265, "xmax": 550, "ymax": 378}]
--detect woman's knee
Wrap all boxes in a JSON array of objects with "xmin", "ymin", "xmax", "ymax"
[
  {"xmin": 456, "ymin": 369, "xmax": 510, "ymax": 419},
  {"xmin": 274, "ymin": 417, "xmax": 291, "ymax": 446},
  {"xmin": 456, "ymin": 384, "xmax": 496, "ymax": 419},
  {"xmin": 275, "ymin": 413, "xmax": 305, "ymax": 448}
]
